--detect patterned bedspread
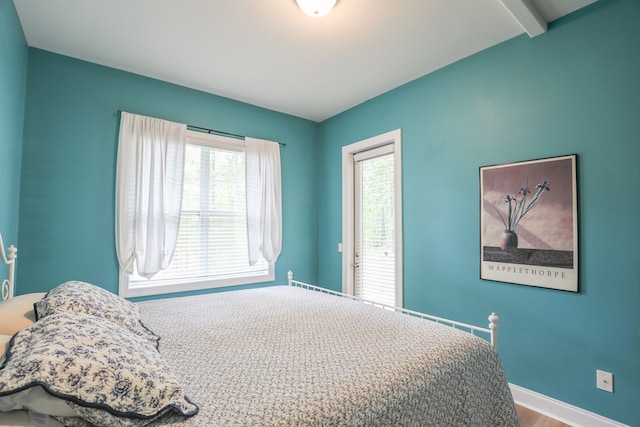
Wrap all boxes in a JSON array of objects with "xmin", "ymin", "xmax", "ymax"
[{"xmin": 137, "ymin": 285, "xmax": 518, "ymax": 426}]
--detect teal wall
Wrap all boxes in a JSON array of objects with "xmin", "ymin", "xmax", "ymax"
[
  {"xmin": 317, "ymin": 0, "xmax": 639, "ymax": 424},
  {"xmin": 11, "ymin": 0, "xmax": 640, "ymax": 424},
  {"xmin": 0, "ymin": 0, "xmax": 27, "ymax": 249},
  {"xmin": 18, "ymin": 49, "xmax": 319, "ymax": 296}
]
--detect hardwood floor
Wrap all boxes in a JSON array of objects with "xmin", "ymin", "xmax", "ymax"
[{"xmin": 517, "ymin": 405, "xmax": 572, "ymax": 427}]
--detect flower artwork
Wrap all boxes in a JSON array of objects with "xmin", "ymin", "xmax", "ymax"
[
  {"xmin": 480, "ymin": 155, "xmax": 578, "ymax": 291},
  {"xmin": 493, "ymin": 180, "xmax": 551, "ymax": 250}
]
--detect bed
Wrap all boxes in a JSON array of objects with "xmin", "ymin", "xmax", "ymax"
[{"xmin": 0, "ymin": 234, "xmax": 518, "ymax": 426}]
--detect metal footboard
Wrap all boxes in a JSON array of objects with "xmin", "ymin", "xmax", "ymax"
[{"xmin": 287, "ymin": 270, "xmax": 499, "ymax": 349}]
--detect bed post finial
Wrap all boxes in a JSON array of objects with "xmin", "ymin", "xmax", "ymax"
[
  {"xmin": 1, "ymin": 233, "xmax": 17, "ymax": 301},
  {"xmin": 287, "ymin": 271, "xmax": 293, "ymax": 286},
  {"xmin": 7, "ymin": 245, "xmax": 17, "ymax": 299},
  {"xmin": 488, "ymin": 312, "xmax": 499, "ymax": 350}
]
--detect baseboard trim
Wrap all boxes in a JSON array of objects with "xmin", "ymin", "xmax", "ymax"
[{"xmin": 509, "ymin": 384, "xmax": 628, "ymax": 427}]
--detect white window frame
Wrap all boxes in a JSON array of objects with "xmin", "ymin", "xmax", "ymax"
[
  {"xmin": 119, "ymin": 130, "xmax": 274, "ymax": 298},
  {"xmin": 341, "ymin": 128, "xmax": 403, "ymax": 307}
]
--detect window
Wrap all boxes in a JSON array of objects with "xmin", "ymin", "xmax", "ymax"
[{"xmin": 119, "ymin": 131, "xmax": 273, "ymax": 298}]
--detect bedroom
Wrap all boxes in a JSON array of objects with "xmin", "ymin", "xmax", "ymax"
[{"xmin": 0, "ymin": 0, "xmax": 638, "ymax": 425}]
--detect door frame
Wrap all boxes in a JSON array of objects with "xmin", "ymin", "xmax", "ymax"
[{"xmin": 341, "ymin": 128, "xmax": 403, "ymax": 307}]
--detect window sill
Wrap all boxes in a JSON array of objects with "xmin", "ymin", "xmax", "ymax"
[{"xmin": 118, "ymin": 268, "xmax": 274, "ymax": 298}]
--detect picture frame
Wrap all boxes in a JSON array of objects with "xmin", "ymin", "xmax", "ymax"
[{"xmin": 480, "ymin": 154, "xmax": 578, "ymax": 292}]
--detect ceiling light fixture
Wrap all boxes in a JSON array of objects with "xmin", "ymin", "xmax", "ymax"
[{"xmin": 295, "ymin": 0, "xmax": 337, "ymax": 18}]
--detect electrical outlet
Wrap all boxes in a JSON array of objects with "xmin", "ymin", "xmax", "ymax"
[{"xmin": 596, "ymin": 370, "xmax": 613, "ymax": 392}]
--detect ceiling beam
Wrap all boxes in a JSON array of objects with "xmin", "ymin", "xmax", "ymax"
[{"xmin": 498, "ymin": 0, "xmax": 547, "ymax": 37}]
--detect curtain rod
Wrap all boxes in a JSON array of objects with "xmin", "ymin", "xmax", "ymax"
[{"xmin": 116, "ymin": 110, "xmax": 285, "ymax": 147}]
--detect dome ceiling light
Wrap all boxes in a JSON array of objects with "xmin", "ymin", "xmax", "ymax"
[{"xmin": 295, "ymin": 0, "xmax": 337, "ymax": 18}]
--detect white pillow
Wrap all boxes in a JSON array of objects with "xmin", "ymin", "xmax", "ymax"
[
  {"xmin": 0, "ymin": 293, "xmax": 46, "ymax": 335},
  {"xmin": 0, "ymin": 386, "xmax": 77, "ymax": 416},
  {"xmin": 0, "ymin": 410, "xmax": 66, "ymax": 427}
]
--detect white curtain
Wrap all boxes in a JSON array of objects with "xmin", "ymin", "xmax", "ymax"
[
  {"xmin": 115, "ymin": 112, "xmax": 187, "ymax": 278},
  {"xmin": 245, "ymin": 137, "xmax": 282, "ymax": 265}
]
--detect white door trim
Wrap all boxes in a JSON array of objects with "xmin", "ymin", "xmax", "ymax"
[{"xmin": 341, "ymin": 128, "xmax": 403, "ymax": 307}]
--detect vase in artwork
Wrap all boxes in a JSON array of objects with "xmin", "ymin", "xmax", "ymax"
[{"xmin": 499, "ymin": 230, "xmax": 518, "ymax": 251}]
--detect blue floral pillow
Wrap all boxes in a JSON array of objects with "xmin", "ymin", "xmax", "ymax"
[
  {"xmin": 34, "ymin": 281, "xmax": 159, "ymax": 348},
  {"xmin": 0, "ymin": 311, "xmax": 198, "ymax": 426}
]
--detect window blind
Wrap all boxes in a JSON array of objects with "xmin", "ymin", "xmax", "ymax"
[
  {"xmin": 130, "ymin": 138, "xmax": 268, "ymax": 287},
  {"xmin": 353, "ymin": 145, "xmax": 395, "ymax": 307}
]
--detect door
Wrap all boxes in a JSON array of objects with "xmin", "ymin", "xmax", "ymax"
[
  {"xmin": 354, "ymin": 145, "xmax": 395, "ymax": 306},
  {"xmin": 342, "ymin": 129, "xmax": 402, "ymax": 307}
]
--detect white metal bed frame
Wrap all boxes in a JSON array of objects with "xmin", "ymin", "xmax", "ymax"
[
  {"xmin": 0, "ymin": 232, "xmax": 17, "ymax": 301},
  {"xmin": 0, "ymin": 234, "xmax": 499, "ymax": 349},
  {"xmin": 287, "ymin": 271, "xmax": 500, "ymax": 349}
]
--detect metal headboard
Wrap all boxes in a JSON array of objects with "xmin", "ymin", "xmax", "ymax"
[{"xmin": 0, "ymin": 232, "xmax": 17, "ymax": 301}]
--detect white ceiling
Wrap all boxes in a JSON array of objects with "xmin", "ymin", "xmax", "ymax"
[{"xmin": 14, "ymin": 0, "xmax": 597, "ymax": 122}]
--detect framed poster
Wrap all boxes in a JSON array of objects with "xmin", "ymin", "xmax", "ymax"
[{"xmin": 480, "ymin": 154, "xmax": 578, "ymax": 291}]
